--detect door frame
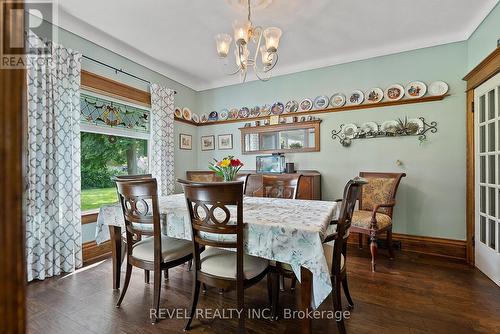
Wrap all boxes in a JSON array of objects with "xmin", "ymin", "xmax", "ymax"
[
  {"xmin": 0, "ymin": 0, "xmax": 27, "ymax": 332},
  {"xmin": 463, "ymin": 46, "xmax": 500, "ymax": 265}
]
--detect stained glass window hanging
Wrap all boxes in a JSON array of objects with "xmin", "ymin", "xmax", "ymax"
[{"xmin": 80, "ymin": 94, "xmax": 150, "ymax": 133}]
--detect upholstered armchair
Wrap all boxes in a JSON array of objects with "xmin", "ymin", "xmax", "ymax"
[{"xmin": 351, "ymin": 172, "xmax": 406, "ymax": 272}]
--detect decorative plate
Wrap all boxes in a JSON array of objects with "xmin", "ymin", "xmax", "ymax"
[
  {"xmin": 348, "ymin": 90, "xmax": 364, "ymax": 105},
  {"xmin": 174, "ymin": 108, "xmax": 182, "ymax": 118},
  {"xmin": 406, "ymin": 118, "xmax": 424, "ymax": 134},
  {"xmin": 229, "ymin": 108, "xmax": 239, "ymax": 119},
  {"xmin": 384, "ymin": 84, "xmax": 405, "ymax": 101},
  {"xmin": 366, "ymin": 88, "xmax": 384, "ymax": 103},
  {"xmin": 182, "ymin": 107, "xmax": 192, "ymax": 121},
  {"xmin": 260, "ymin": 104, "xmax": 272, "ymax": 116},
  {"xmin": 271, "ymin": 102, "xmax": 285, "ymax": 115},
  {"xmin": 429, "ymin": 81, "xmax": 449, "ymax": 96},
  {"xmin": 191, "ymin": 113, "xmax": 200, "ymax": 123},
  {"xmin": 239, "ymin": 107, "xmax": 250, "ymax": 118},
  {"xmin": 200, "ymin": 113, "xmax": 208, "ymax": 123},
  {"xmin": 360, "ymin": 121, "xmax": 379, "ymax": 135},
  {"xmin": 381, "ymin": 120, "xmax": 398, "ymax": 134},
  {"xmin": 330, "ymin": 93, "xmax": 346, "ymax": 108},
  {"xmin": 343, "ymin": 123, "xmax": 359, "ymax": 139},
  {"xmin": 208, "ymin": 111, "xmax": 218, "ymax": 121},
  {"xmin": 314, "ymin": 95, "xmax": 330, "ymax": 109},
  {"xmin": 299, "ymin": 98, "xmax": 313, "ymax": 112},
  {"xmin": 219, "ymin": 109, "xmax": 229, "ymax": 120},
  {"xmin": 250, "ymin": 106, "xmax": 261, "ymax": 117},
  {"xmin": 285, "ymin": 100, "xmax": 299, "ymax": 113},
  {"xmin": 405, "ymin": 81, "xmax": 427, "ymax": 98}
]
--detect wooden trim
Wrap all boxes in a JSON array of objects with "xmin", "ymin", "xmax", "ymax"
[
  {"xmin": 81, "ymin": 212, "xmax": 99, "ymax": 225},
  {"xmin": 466, "ymin": 89, "xmax": 475, "ymax": 265},
  {"xmin": 196, "ymin": 95, "xmax": 448, "ymax": 127},
  {"xmin": 81, "ymin": 70, "xmax": 151, "ymax": 107},
  {"xmin": 463, "ymin": 47, "xmax": 500, "ymax": 90},
  {"xmin": 82, "ymin": 240, "xmax": 112, "ymax": 265},
  {"xmin": 175, "ymin": 116, "xmax": 198, "ymax": 126},
  {"xmin": 0, "ymin": 1, "xmax": 26, "ymax": 332},
  {"xmin": 463, "ymin": 47, "xmax": 500, "ymax": 265},
  {"xmin": 348, "ymin": 232, "xmax": 467, "ymax": 261}
]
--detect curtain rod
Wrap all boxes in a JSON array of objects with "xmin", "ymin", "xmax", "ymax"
[{"xmin": 82, "ymin": 55, "xmax": 177, "ymax": 94}]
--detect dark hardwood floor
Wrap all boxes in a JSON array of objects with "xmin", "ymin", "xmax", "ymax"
[{"xmin": 27, "ymin": 247, "xmax": 500, "ymax": 334}]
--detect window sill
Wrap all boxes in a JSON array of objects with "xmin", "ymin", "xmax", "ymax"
[{"xmin": 82, "ymin": 211, "xmax": 99, "ymax": 225}]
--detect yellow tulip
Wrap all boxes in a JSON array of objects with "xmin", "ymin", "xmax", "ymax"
[{"xmin": 219, "ymin": 159, "xmax": 230, "ymax": 168}]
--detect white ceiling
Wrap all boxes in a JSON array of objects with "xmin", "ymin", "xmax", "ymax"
[{"xmin": 55, "ymin": 0, "xmax": 498, "ymax": 91}]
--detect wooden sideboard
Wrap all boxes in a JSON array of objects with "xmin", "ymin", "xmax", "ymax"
[{"xmin": 186, "ymin": 170, "xmax": 321, "ymax": 200}]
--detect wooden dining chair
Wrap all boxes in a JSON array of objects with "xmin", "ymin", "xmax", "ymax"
[
  {"xmin": 352, "ymin": 172, "xmax": 406, "ymax": 272},
  {"xmin": 114, "ymin": 178, "xmax": 194, "ymax": 324},
  {"xmin": 113, "ymin": 174, "xmax": 154, "ymax": 283},
  {"xmin": 236, "ymin": 173, "xmax": 250, "ymax": 195},
  {"xmin": 253, "ymin": 174, "xmax": 302, "ymax": 291},
  {"xmin": 254, "ymin": 174, "xmax": 302, "ymax": 199},
  {"xmin": 323, "ymin": 177, "xmax": 367, "ymax": 334},
  {"xmin": 178, "ymin": 179, "xmax": 277, "ymax": 333}
]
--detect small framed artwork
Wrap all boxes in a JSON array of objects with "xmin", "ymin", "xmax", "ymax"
[
  {"xmin": 218, "ymin": 134, "xmax": 233, "ymax": 150},
  {"xmin": 179, "ymin": 133, "xmax": 192, "ymax": 150},
  {"xmin": 201, "ymin": 135, "xmax": 215, "ymax": 151}
]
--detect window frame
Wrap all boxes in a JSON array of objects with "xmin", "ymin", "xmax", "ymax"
[{"xmin": 80, "ymin": 89, "xmax": 152, "ymax": 216}]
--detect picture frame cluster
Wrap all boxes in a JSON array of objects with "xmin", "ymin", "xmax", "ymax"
[
  {"xmin": 180, "ymin": 133, "xmax": 233, "ymax": 151},
  {"xmin": 201, "ymin": 134, "xmax": 233, "ymax": 151}
]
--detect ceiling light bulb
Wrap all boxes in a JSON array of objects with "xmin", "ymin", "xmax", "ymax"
[
  {"xmin": 215, "ymin": 33, "xmax": 232, "ymax": 58},
  {"xmin": 263, "ymin": 27, "xmax": 282, "ymax": 52},
  {"xmin": 233, "ymin": 20, "xmax": 251, "ymax": 44}
]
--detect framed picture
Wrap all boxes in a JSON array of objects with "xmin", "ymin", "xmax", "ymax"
[
  {"xmin": 218, "ymin": 134, "xmax": 233, "ymax": 150},
  {"xmin": 179, "ymin": 133, "xmax": 192, "ymax": 150},
  {"xmin": 201, "ymin": 135, "xmax": 215, "ymax": 151}
]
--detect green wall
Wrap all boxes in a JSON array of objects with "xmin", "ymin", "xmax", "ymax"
[
  {"xmin": 196, "ymin": 42, "xmax": 468, "ymax": 240},
  {"xmin": 467, "ymin": 3, "xmax": 500, "ymax": 71}
]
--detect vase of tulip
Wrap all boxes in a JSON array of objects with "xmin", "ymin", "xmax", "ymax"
[{"xmin": 208, "ymin": 156, "xmax": 244, "ymax": 182}]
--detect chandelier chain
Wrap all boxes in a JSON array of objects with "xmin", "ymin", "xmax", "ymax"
[{"xmin": 247, "ymin": 0, "xmax": 251, "ymax": 23}]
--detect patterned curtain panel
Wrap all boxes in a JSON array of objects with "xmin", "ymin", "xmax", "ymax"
[
  {"xmin": 149, "ymin": 84, "xmax": 175, "ymax": 196},
  {"xmin": 26, "ymin": 44, "xmax": 83, "ymax": 281}
]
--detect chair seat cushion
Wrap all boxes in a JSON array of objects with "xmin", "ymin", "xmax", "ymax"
[
  {"xmin": 132, "ymin": 236, "xmax": 192, "ymax": 263},
  {"xmin": 351, "ymin": 210, "xmax": 392, "ymax": 230},
  {"xmin": 200, "ymin": 247, "xmax": 268, "ymax": 280}
]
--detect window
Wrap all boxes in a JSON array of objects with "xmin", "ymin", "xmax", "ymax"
[{"xmin": 80, "ymin": 93, "xmax": 150, "ymax": 212}]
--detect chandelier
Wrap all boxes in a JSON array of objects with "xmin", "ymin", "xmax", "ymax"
[{"xmin": 215, "ymin": 0, "xmax": 282, "ymax": 82}]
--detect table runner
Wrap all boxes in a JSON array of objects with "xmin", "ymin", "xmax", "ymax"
[{"xmin": 95, "ymin": 194, "xmax": 339, "ymax": 308}]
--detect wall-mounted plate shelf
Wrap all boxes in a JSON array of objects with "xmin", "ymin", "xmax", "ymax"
[{"xmin": 176, "ymin": 94, "xmax": 449, "ymax": 127}]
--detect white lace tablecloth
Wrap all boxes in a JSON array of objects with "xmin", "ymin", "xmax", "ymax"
[{"xmin": 95, "ymin": 194, "xmax": 339, "ymax": 308}]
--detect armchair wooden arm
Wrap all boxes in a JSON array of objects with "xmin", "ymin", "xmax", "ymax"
[{"xmin": 370, "ymin": 200, "xmax": 396, "ymax": 229}]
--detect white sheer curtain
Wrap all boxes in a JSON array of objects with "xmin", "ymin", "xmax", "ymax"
[
  {"xmin": 149, "ymin": 84, "xmax": 175, "ymax": 196},
  {"xmin": 26, "ymin": 43, "xmax": 83, "ymax": 281}
]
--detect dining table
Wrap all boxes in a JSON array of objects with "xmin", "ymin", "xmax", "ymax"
[{"xmin": 95, "ymin": 193, "xmax": 340, "ymax": 334}]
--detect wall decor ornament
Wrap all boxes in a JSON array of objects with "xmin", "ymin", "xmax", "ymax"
[{"xmin": 331, "ymin": 117, "xmax": 437, "ymax": 147}]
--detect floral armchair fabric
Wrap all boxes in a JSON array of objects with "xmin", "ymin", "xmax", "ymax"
[{"xmin": 360, "ymin": 177, "xmax": 396, "ymax": 215}]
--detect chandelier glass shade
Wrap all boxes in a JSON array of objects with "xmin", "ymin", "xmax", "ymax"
[{"xmin": 215, "ymin": 0, "xmax": 282, "ymax": 82}]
